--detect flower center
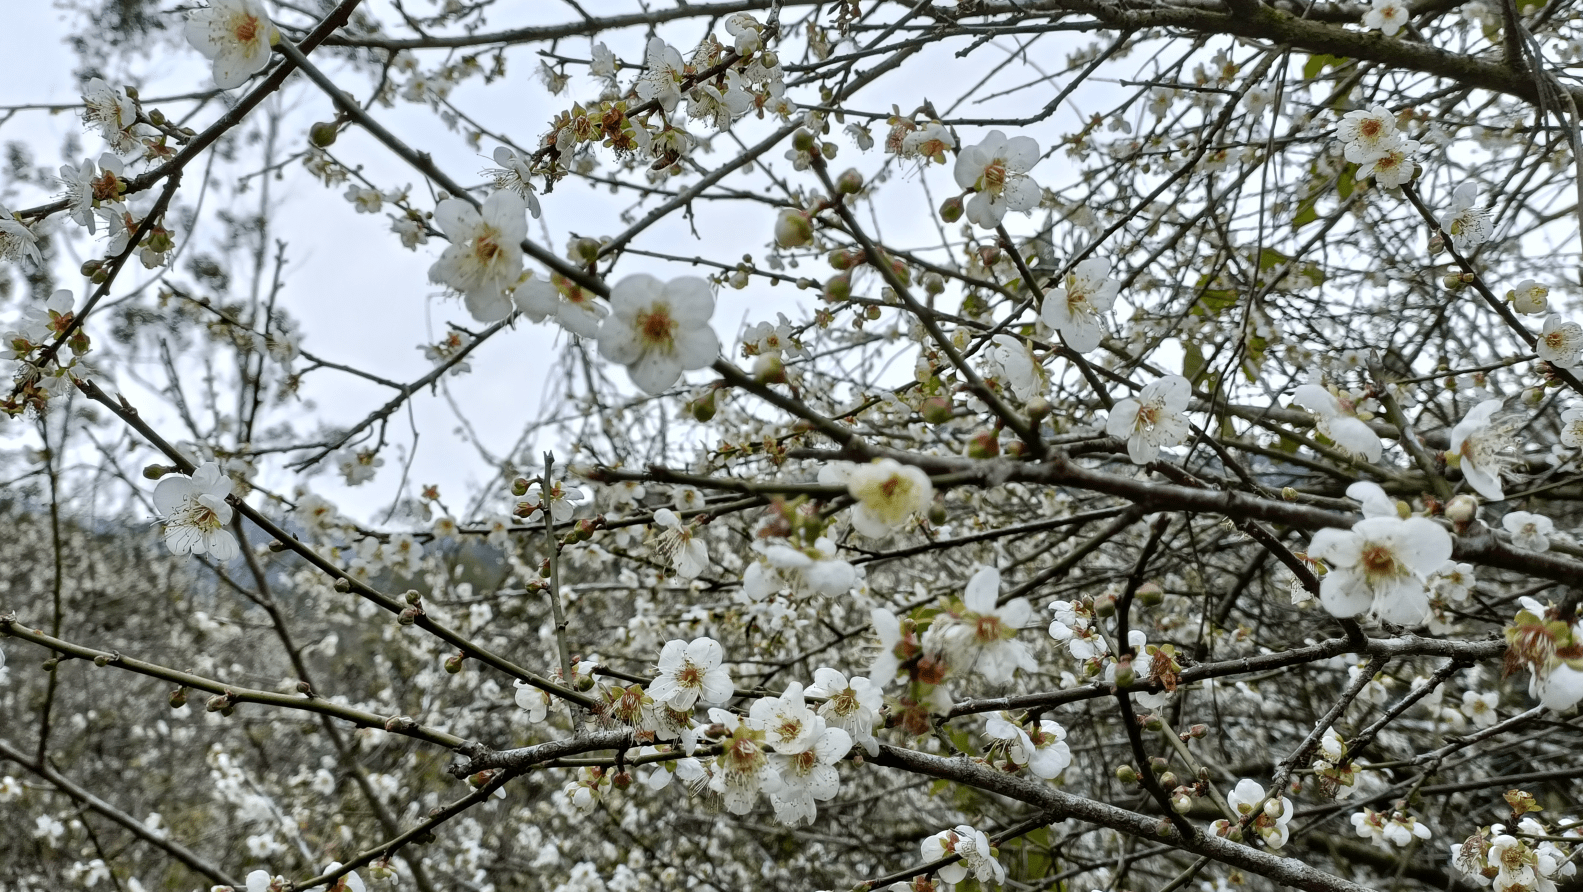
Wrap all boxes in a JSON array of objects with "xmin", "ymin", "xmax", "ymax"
[
  {"xmin": 775, "ymin": 716, "xmax": 804, "ymax": 741},
  {"xmin": 676, "ymin": 661, "xmax": 703, "ymax": 690},
  {"xmin": 973, "ymin": 614, "xmax": 1004, "ymax": 643},
  {"xmin": 830, "ymin": 689, "xmax": 858, "ymax": 716},
  {"xmin": 638, "ymin": 306, "xmax": 678, "ymax": 351},
  {"xmin": 233, "ymin": 15, "xmax": 259, "ymax": 42},
  {"xmin": 1360, "ymin": 542, "xmax": 1399, "ymax": 578},
  {"xmin": 981, "ymin": 161, "xmax": 1007, "ymax": 193},
  {"xmin": 473, "ymin": 232, "xmax": 502, "ymax": 263},
  {"xmin": 1359, "ymin": 119, "xmax": 1382, "ymax": 139},
  {"xmin": 1136, "ymin": 402, "xmax": 1160, "ymax": 431}
]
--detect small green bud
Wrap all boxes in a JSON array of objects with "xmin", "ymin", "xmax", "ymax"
[
  {"xmin": 309, "ymin": 121, "xmax": 339, "ymax": 147},
  {"xmin": 1093, "ymin": 593, "xmax": 1117, "ymax": 618},
  {"xmin": 511, "ymin": 477, "xmax": 530, "ymax": 497},
  {"xmin": 775, "ymin": 209, "xmax": 814, "ymax": 248},
  {"xmin": 267, "ymin": 539, "xmax": 286, "ymax": 552},
  {"xmin": 169, "ymin": 689, "xmax": 187, "ymax": 708},
  {"xmin": 333, "ymin": 577, "xmax": 351, "ymax": 592},
  {"xmin": 142, "ymin": 463, "xmax": 171, "ymax": 480},
  {"xmin": 920, "ymin": 396, "xmax": 953, "ymax": 424},
  {"xmin": 1116, "ymin": 764, "xmax": 1139, "ymax": 784},
  {"xmin": 444, "ymin": 653, "xmax": 465, "ymax": 674},
  {"xmin": 928, "ymin": 500, "xmax": 947, "ymax": 525},
  {"xmin": 80, "ymin": 259, "xmax": 102, "ymax": 277},
  {"xmin": 1143, "ymin": 714, "xmax": 1164, "ymax": 732},
  {"xmin": 823, "ymin": 273, "xmax": 852, "ymax": 301},
  {"xmin": 404, "ymin": 589, "xmax": 422, "ymax": 605},
  {"xmin": 1159, "ymin": 771, "xmax": 1177, "ymax": 788},
  {"xmin": 691, "ymin": 389, "xmax": 718, "ymax": 422},
  {"xmin": 398, "ymin": 607, "xmax": 420, "ymax": 626},
  {"xmin": 1136, "ymin": 581, "xmax": 1165, "ymax": 608},
  {"xmin": 821, "ymin": 142, "xmax": 838, "ymax": 160},
  {"xmin": 966, "ymin": 431, "xmax": 1000, "ymax": 459},
  {"xmin": 836, "ymin": 168, "xmax": 864, "ymax": 194},
  {"xmin": 1026, "ymin": 397, "xmax": 1052, "ymax": 421},
  {"xmin": 571, "ymin": 237, "xmax": 601, "ymax": 263},
  {"xmin": 922, "ymin": 272, "xmax": 945, "ymax": 295},
  {"xmin": 792, "ymin": 130, "xmax": 815, "ymax": 152},
  {"xmin": 939, "ymin": 196, "xmax": 964, "ymax": 223}
]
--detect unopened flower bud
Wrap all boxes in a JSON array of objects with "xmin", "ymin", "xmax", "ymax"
[
  {"xmin": 1172, "ymin": 793, "xmax": 1193, "ymax": 813},
  {"xmin": 690, "ymin": 389, "xmax": 718, "ymax": 422},
  {"xmin": 922, "ymin": 272, "xmax": 946, "ymax": 295},
  {"xmin": 142, "ymin": 463, "xmax": 171, "ymax": 480},
  {"xmin": 1136, "ymin": 581, "xmax": 1164, "ymax": 607},
  {"xmin": 94, "ymin": 653, "xmax": 110, "ymax": 667},
  {"xmin": 1113, "ymin": 655, "xmax": 1135, "ymax": 688},
  {"xmin": 80, "ymin": 259, "xmax": 102, "ymax": 277},
  {"xmin": 1280, "ymin": 486, "xmax": 1299, "ymax": 501},
  {"xmin": 169, "ymin": 688, "xmax": 187, "ymax": 709},
  {"xmin": 385, "ymin": 715, "xmax": 415, "ymax": 732},
  {"xmin": 1522, "ymin": 386, "xmax": 1545, "ymax": 407},
  {"xmin": 1263, "ymin": 798, "xmax": 1285, "ymax": 819},
  {"xmin": 267, "ymin": 539, "xmax": 286, "ymax": 552},
  {"xmin": 1445, "ymin": 494, "xmax": 1478, "ymax": 524},
  {"xmin": 828, "ymin": 248, "xmax": 861, "ymax": 270},
  {"xmin": 444, "ymin": 653, "xmax": 465, "ymax": 674},
  {"xmin": 1143, "ymin": 714, "xmax": 1164, "ymax": 732},
  {"xmin": 570, "ymin": 237, "xmax": 601, "ymax": 263},
  {"xmin": 511, "ymin": 477, "xmax": 530, "ymax": 497},
  {"xmin": 836, "ymin": 168, "xmax": 864, "ymax": 194},
  {"xmin": 1188, "ymin": 723, "xmax": 1208, "ymax": 739},
  {"xmin": 939, "ymin": 196, "xmax": 964, "ymax": 223},
  {"xmin": 927, "ymin": 499, "xmax": 947, "ymax": 525},
  {"xmin": 1156, "ymin": 818, "xmax": 1174, "ymax": 836},
  {"xmin": 309, "ymin": 121, "xmax": 338, "ymax": 147},
  {"xmin": 404, "ymin": 589, "xmax": 422, "ymax": 605},
  {"xmin": 1427, "ymin": 232, "xmax": 1445, "ymax": 255},
  {"xmin": 1093, "ymin": 593, "xmax": 1117, "ymax": 617},
  {"xmin": 1442, "ymin": 273, "xmax": 1465, "ymax": 290},
  {"xmin": 823, "ymin": 273, "xmax": 852, "ymax": 301},
  {"xmin": 205, "ymin": 694, "xmax": 229, "ymax": 712},
  {"xmin": 398, "ymin": 607, "xmax": 420, "ymax": 625},
  {"xmin": 1026, "ymin": 397, "xmax": 1052, "ymax": 421},
  {"xmin": 1159, "ymin": 771, "xmax": 1177, "ymax": 788},
  {"xmin": 754, "ymin": 353, "xmax": 787, "ymax": 384},
  {"xmin": 821, "ymin": 142, "xmax": 838, "ymax": 160},
  {"xmin": 775, "ymin": 209, "xmax": 814, "ymax": 248},
  {"xmin": 966, "ymin": 431, "xmax": 1000, "ymax": 459},
  {"xmin": 296, "ymin": 681, "xmax": 313, "ymax": 695},
  {"xmin": 1149, "ymin": 756, "xmax": 1169, "ymax": 773},
  {"xmin": 920, "ymin": 396, "xmax": 953, "ymax": 424},
  {"xmin": 42, "ymin": 658, "xmax": 58, "ymax": 672},
  {"xmin": 1116, "ymin": 764, "xmax": 1139, "ymax": 784},
  {"xmin": 792, "ymin": 129, "xmax": 815, "ymax": 152},
  {"xmin": 333, "ymin": 577, "xmax": 351, "ymax": 592}
]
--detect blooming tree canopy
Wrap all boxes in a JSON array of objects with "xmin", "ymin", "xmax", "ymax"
[{"xmin": 5, "ymin": 2, "xmax": 1583, "ymax": 892}]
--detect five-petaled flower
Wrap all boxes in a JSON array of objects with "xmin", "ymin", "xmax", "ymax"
[
  {"xmin": 952, "ymin": 130, "xmax": 1042, "ymax": 228},
  {"xmin": 153, "ymin": 462, "xmax": 240, "ymax": 562},
  {"xmin": 1040, "ymin": 257, "xmax": 1118, "ymax": 353},
  {"xmin": 1107, "ymin": 375, "xmax": 1192, "ymax": 464},
  {"xmin": 845, "ymin": 458, "xmax": 934, "ymax": 538},
  {"xmin": 185, "ymin": 0, "xmax": 277, "ymax": 90},
  {"xmin": 596, "ymin": 274, "xmax": 721, "ymax": 395},
  {"xmin": 428, "ymin": 191, "xmax": 528, "ymax": 323},
  {"xmin": 648, "ymin": 637, "xmax": 733, "ymax": 711},
  {"xmin": 1307, "ymin": 506, "xmax": 1452, "ymax": 625}
]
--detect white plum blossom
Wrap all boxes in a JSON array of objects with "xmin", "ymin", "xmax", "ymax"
[
  {"xmin": 483, "ymin": 147, "xmax": 543, "ymax": 218},
  {"xmin": 152, "ymin": 462, "xmax": 240, "ymax": 562},
  {"xmin": 1291, "ymin": 384, "xmax": 1383, "ymax": 462},
  {"xmin": 1563, "ymin": 407, "xmax": 1583, "ymax": 449},
  {"xmin": 1430, "ymin": 561, "xmax": 1477, "ymax": 602},
  {"xmin": 1362, "ymin": 0, "xmax": 1410, "ymax": 36},
  {"xmin": 1040, "ymin": 257, "xmax": 1118, "ymax": 353},
  {"xmin": 1357, "ymin": 138, "xmax": 1418, "ymax": 188},
  {"xmin": 750, "ymin": 681, "xmax": 820, "ymax": 755},
  {"xmin": 805, "ymin": 668, "xmax": 882, "ymax": 756},
  {"xmin": 1538, "ymin": 316, "xmax": 1583, "ymax": 368},
  {"xmin": 427, "ymin": 191, "xmax": 528, "ymax": 323},
  {"xmin": 687, "ymin": 70, "xmax": 754, "ymax": 131},
  {"xmin": 760, "ymin": 537, "xmax": 856, "ymax": 595},
  {"xmin": 1337, "ymin": 106, "xmax": 1399, "ymax": 161},
  {"xmin": 1513, "ymin": 280, "xmax": 1550, "ymax": 315},
  {"xmin": 1352, "ymin": 808, "xmax": 1432, "ymax": 849},
  {"xmin": 767, "ymin": 716, "xmax": 850, "ymax": 826},
  {"xmin": 953, "ymin": 130, "xmax": 1041, "ymax": 228},
  {"xmin": 1049, "ymin": 599, "xmax": 1107, "ymax": 659},
  {"xmin": 1307, "ymin": 512, "xmax": 1453, "ymax": 625},
  {"xmin": 650, "ymin": 509, "xmax": 708, "ymax": 579},
  {"xmin": 0, "ymin": 205, "xmax": 41, "ymax": 266},
  {"xmin": 648, "ymin": 638, "xmax": 733, "ymax": 711},
  {"xmin": 985, "ymin": 335, "xmax": 1045, "ymax": 401},
  {"xmin": 1107, "ymin": 375, "xmax": 1192, "ymax": 464},
  {"xmin": 1440, "ymin": 182, "xmax": 1493, "ymax": 253},
  {"xmin": 636, "ymin": 38, "xmax": 686, "ymax": 114},
  {"xmin": 1215, "ymin": 779, "xmax": 1293, "ymax": 849},
  {"xmin": 901, "ymin": 122, "xmax": 954, "ymax": 164},
  {"xmin": 1503, "ymin": 511, "xmax": 1554, "ymax": 552},
  {"xmin": 589, "ymin": 42, "xmax": 618, "ymax": 80},
  {"xmin": 868, "ymin": 607, "xmax": 908, "ymax": 684},
  {"xmin": 923, "ymin": 566, "xmax": 1037, "ymax": 684},
  {"xmin": 81, "ymin": 78, "xmax": 144, "ymax": 155},
  {"xmin": 845, "ymin": 458, "xmax": 934, "ymax": 538},
  {"xmin": 1451, "ymin": 399, "xmax": 1517, "ymax": 501},
  {"xmin": 515, "ymin": 274, "xmax": 608, "ymax": 338},
  {"xmin": 521, "ymin": 482, "xmax": 583, "ymax": 525},
  {"xmin": 1461, "ymin": 690, "xmax": 1500, "ymax": 728},
  {"xmin": 185, "ymin": 0, "xmax": 277, "ymax": 90},
  {"xmin": 922, "ymin": 825, "xmax": 1005, "ymax": 888},
  {"xmin": 513, "ymin": 679, "xmax": 550, "ymax": 722},
  {"xmin": 60, "ymin": 155, "xmax": 122, "ymax": 233},
  {"xmin": 596, "ymin": 274, "xmax": 721, "ymax": 395},
  {"xmin": 707, "ymin": 707, "xmax": 783, "ymax": 814},
  {"xmin": 985, "ymin": 714, "xmax": 1071, "ymax": 779}
]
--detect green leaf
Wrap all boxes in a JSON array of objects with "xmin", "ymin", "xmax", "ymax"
[
  {"xmin": 1291, "ymin": 200, "xmax": 1319, "ymax": 231},
  {"xmin": 1338, "ymin": 165, "xmax": 1356, "ymax": 200},
  {"xmin": 1303, "ymin": 53, "xmax": 1350, "ymax": 79},
  {"xmin": 1256, "ymin": 247, "xmax": 1291, "ymax": 271},
  {"xmin": 1182, "ymin": 340, "xmax": 1206, "ymax": 384}
]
